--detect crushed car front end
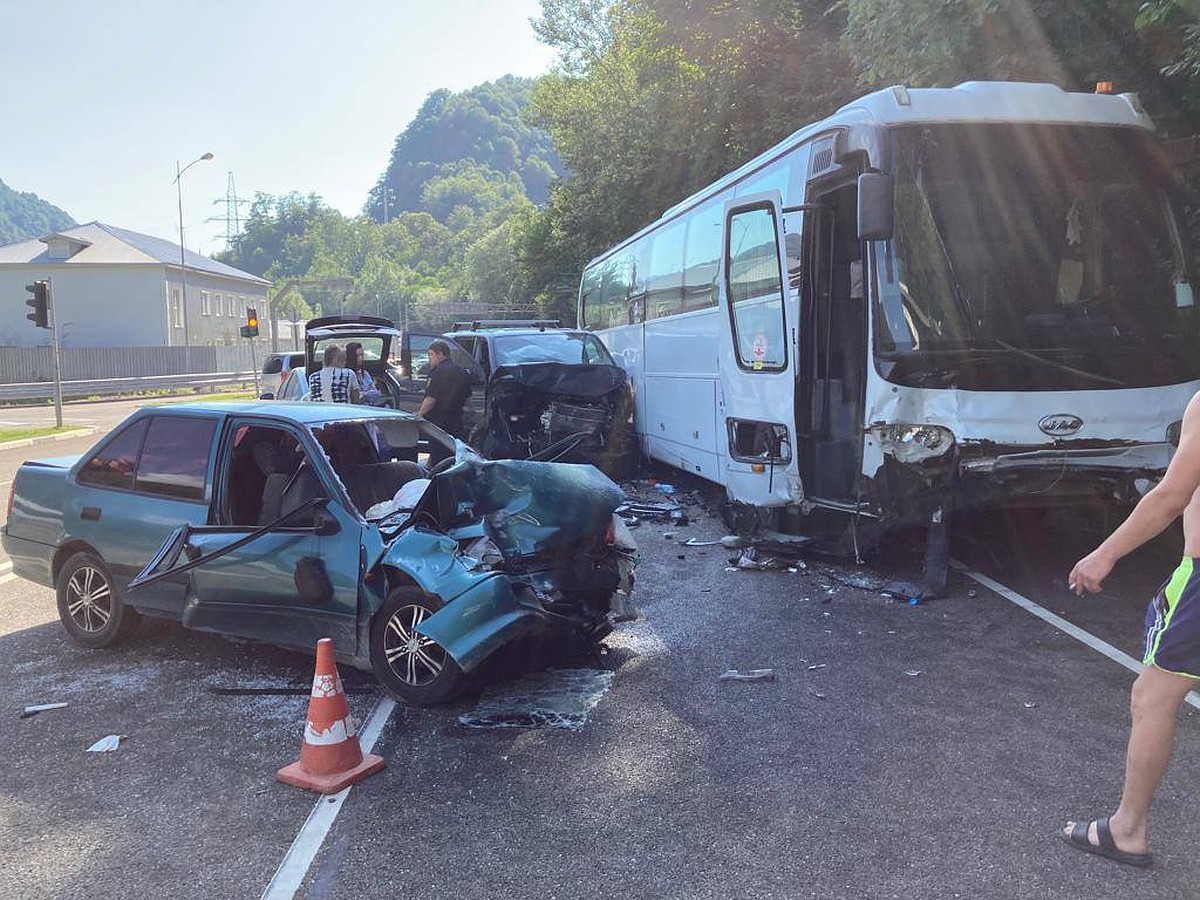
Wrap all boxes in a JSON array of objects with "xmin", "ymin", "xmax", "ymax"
[{"xmin": 370, "ymin": 451, "xmax": 637, "ymax": 693}]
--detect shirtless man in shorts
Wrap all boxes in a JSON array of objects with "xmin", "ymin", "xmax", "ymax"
[{"xmin": 1063, "ymin": 390, "xmax": 1200, "ymax": 867}]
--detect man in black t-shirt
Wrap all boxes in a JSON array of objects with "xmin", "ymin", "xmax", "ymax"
[{"xmin": 418, "ymin": 339, "xmax": 471, "ymax": 462}]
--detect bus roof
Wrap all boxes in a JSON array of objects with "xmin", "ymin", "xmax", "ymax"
[{"xmin": 585, "ymin": 81, "xmax": 1155, "ymax": 271}]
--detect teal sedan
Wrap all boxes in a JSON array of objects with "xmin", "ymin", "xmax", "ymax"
[{"xmin": 2, "ymin": 402, "xmax": 636, "ymax": 705}]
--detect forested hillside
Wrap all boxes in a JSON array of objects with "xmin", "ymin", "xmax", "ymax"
[
  {"xmin": 220, "ymin": 1, "xmax": 1200, "ymax": 326},
  {"xmin": 366, "ymin": 76, "xmax": 562, "ymax": 221},
  {"xmin": 217, "ymin": 77, "xmax": 561, "ymax": 328},
  {"xmin": 0, "ymin": 179, "xmax": 74, "ymax": 246}
]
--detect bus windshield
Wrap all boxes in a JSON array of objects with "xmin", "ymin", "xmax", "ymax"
[{"xmin": 875, "ymin": 123, "xmax": 1200, "ymax": 390}]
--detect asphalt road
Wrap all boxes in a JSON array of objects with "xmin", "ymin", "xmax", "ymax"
[{"xmin": 1, "ymin": 472, "xmax": 1197, "ymax": 900}]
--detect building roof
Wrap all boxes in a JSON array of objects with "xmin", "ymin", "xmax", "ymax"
[{"xmin": 0, "ymin": 221, "xmax": 270, "ymax": 286}]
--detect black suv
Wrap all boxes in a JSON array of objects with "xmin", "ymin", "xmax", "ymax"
[{"xmin": 446, "ymin": 320, "xmax": 637, "ymax": 477}]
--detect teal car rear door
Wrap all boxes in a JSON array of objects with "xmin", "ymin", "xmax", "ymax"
[{"xmin": 68, "ymin": 412, "xmax": 218, "ymax": 615}]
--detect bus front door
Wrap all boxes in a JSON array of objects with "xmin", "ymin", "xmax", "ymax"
[{"xmin": 798, "ymin": 181, "xmax": 866, "ymax": 507}]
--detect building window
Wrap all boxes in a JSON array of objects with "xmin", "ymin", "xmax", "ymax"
[
  {"xmin": 226, "ymin": 294, "xmax": 235, "ymax": 317},
  {"xmin": 171, "ymin": 289, "xmax": 182, "ymax": 328},
  {"xmin": 200, "ymin": 291, "xmax": 210, "ymax": 316}
]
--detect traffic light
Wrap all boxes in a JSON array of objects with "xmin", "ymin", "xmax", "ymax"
[
  {"xmin": 241, "ymin": 307, "xmax": 259, "ymax": 338},
  {"xmin": 25, "ymin": 281, "xmax": 49, "ymax": 328}
]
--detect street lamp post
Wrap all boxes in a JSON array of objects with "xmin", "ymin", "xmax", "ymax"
[{"xmin": 174, "ymin": 152, "xmax": 214, "ymax": 372}]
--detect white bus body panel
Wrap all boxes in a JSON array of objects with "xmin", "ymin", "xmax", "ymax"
[
  {"xmin": 641, "ymin": 308, "xmax": 723, "ymax": 481},
  {"xmin": 860, "ymin": 366, "xmax": 1194, "ymax": 483}
]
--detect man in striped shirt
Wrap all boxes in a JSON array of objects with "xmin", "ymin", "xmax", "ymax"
[{"xmin": 308, "ymin": 344, "xmax": 361, "ymax": 404}]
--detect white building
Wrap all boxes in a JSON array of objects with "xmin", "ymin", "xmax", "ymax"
[{"xmin": 0, "ymin": 221, "xmax": 270, "ymax": 347}]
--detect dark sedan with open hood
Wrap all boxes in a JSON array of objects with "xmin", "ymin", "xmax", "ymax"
[{"xmin": 448, "ymin": 322, "xmax": 639, "ymax": 477}]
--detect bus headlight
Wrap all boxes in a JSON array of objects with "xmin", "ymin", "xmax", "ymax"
[{"xmin": 871, "ymin": 424, "xmax": 955, "ymax": 464}]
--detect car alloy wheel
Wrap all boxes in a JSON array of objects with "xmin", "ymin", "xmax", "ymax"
[
  {"xmin": 370, "ymin": 587, "xmax": 465, "ymax": 705},
  {"xmin": 66, "ymin": 564, "xmax": 112, "ymax": 634},
  {"xmin": 55, "ymin": 551, "xmax": 140, "ymax": 649},
  {"xmin": 383, "ymin": 601, "xmax": 446, "ymax": 687}
]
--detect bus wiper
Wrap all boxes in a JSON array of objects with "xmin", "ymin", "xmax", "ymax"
[{"xmin": 992, "ymin": 339, "xmax": 1126, "ymax": 387}]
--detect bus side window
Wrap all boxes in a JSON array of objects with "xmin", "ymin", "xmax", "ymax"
[
  {"xmin": 647, "ymin": 221, "xmax": 685, "ymax": 319},
  {"xmin": 684, "ymin": 199, "xmax": 723, "ymax": 311}
]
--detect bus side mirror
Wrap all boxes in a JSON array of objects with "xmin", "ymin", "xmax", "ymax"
[{"xmin": 858, "ymin": 172, "xmax": 894, "ymax": 241}]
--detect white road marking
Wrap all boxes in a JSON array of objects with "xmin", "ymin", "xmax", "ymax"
[
  {"xmin": 260, "ymin": 695, "xmax": 395, "ymax": 900},
  {"xmin": 952, "ymin": 561, "xmax": 1200, "ymax": 710}
]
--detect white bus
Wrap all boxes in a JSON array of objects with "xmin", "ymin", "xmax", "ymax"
[{"xmin": 579, "ymin": 81, "xmax": 1200, "ymax": 593}]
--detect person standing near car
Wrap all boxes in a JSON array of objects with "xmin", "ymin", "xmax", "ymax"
[
  {"xmin": 419, "ymin": 339, "xmax": 471, "ymax": 461},
  {"xmin": 345, "ymin": 342, "xmax": 381, "ymax": 402},
  {"xmin": 308, "ymin": 344, "xmax": 361, "ymax": 404}
]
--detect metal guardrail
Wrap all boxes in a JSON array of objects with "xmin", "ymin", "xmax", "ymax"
[{"xmin": 0, "ymin": 371, "xmax": 259, "ymax": 401}]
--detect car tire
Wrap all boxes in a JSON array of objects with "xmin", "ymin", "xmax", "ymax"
[
  {"xmin": 599, "ymin": 394, "xmax": 639, "ymax": 480},
  {"xmin": 370, "ymin": 587, "xmax": 465, "ymax": 705},
  {"xmin": 56, "ymin": 551, "xmax": 140, "ymax": 649}
]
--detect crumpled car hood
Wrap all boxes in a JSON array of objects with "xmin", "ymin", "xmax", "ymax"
[
  {"xmin": 431, "ymin": 454, "xmax": 624, "ymax": 558},
  {"xmin": 490, "ymin": 362, "xmax": 626, "ymax": 398}
]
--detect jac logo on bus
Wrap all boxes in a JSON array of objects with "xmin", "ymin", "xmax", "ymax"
[{"xmin": 1038, "ymin": 413, "xmax": 1084, "ymax": 437}]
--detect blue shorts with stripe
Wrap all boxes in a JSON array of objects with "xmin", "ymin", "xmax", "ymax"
[{"xmin": 1144, "ymin": 558, "xmax": 1200, "ymax": 680}]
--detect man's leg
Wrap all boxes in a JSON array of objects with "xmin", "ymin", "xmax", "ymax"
[{"xmin": 1064, "ymin": 665, "xmax": 1196, "ymax": 853}]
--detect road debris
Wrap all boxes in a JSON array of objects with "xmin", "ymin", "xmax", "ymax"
[
  {"xmin": 806, "ymin": 663, "xmax": 827, "ymax": 671},
  {"xmin": 458, "ymin": 669, "xmax": 613, "ymax": 731},
  {"xmin": 904, "ymin": 670, "xmax": 923, "ymax": 677},
  {"xmin": 881, "ymin": 580, "xmax": 923, "ymax": 601},
  {"xmin": 718, "ymin": 668, "xmax": 776, "ymax": 682},
  {"xmin": 1023, "ymin": 701, "xmax": 1038, "ymax": 709},
  {"xmin": 810, "ymin": 690, "xmax": 827, "ymax": 700},
  {"xmin": 684, "ymin": 537, "xmax": 723, "ymax": 547},
  {"xmin": 86, "ymin": 735, "xmax": 126, "ymax": 752},
  {"xmin": 732, "ymin": 547, "xmax": 792, "ymax": 570},
  {"xmin": 610, "ymin": 590, "xmax": 638, "ymax": 622},
  {"xmin": 19, "ymin": 702, "xmax": 68, "ymax": 719},
  {"xmin": 616, "ymin": 500, "xmax": 687, "ymax": 525}
]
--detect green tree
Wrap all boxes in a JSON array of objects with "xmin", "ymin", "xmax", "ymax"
[
  {"xmin": 841, "ymin": 0, "xmax": 1197, "ymax": 134},
  {"xmin": 528, "ymin": 0, "xmax": 855, "ymax": 277},
  {"xmin": 367, "ymin": 76, "xmax": 563, "ymax": 222}
]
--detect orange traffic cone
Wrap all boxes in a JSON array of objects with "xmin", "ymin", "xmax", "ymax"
[{"xmin": 276, "ymin": 638, "xmax": 385, "ymax": 794}]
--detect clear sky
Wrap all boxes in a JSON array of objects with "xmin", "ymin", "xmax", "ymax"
[{"xmin": 0, "ymin": 0, "xmax": 558, "ymax": 255}]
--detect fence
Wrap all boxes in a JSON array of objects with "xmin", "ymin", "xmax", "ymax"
[{"xmin": 0, "ymin": 345, "xmax": 263, "ymax": 383}]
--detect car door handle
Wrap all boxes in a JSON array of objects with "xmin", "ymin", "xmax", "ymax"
[{"xmin": 81, "ymin": 507, "xmax": 101, "ymax": 521}]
